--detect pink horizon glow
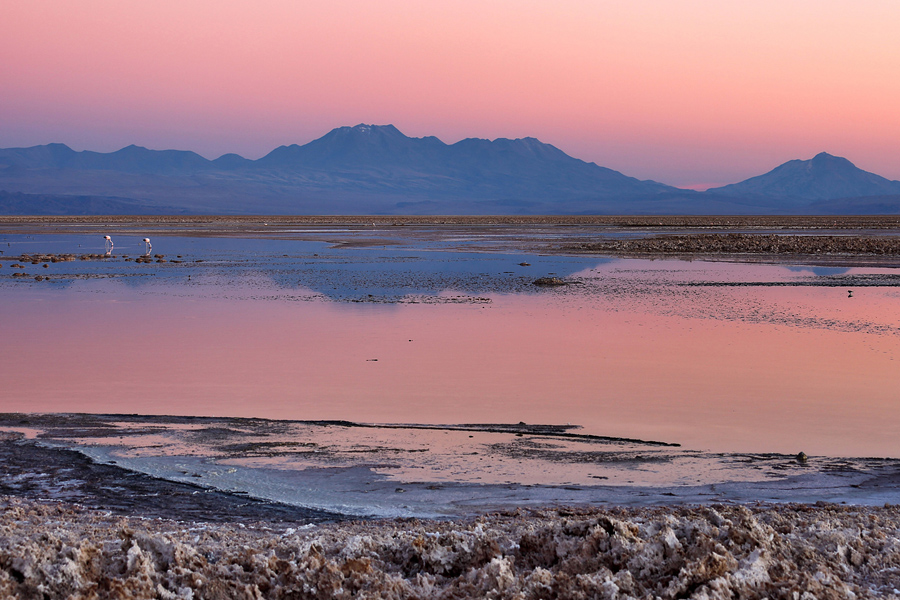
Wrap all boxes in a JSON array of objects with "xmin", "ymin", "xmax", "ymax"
[{"xmin": 2, "ymin": 1, "xmax": 899, "ymax": 187}]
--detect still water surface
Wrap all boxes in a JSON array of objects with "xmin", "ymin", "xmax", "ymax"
[{"xmin": 2, "ymin": 233, "xmax": 898, "ymax": 458}]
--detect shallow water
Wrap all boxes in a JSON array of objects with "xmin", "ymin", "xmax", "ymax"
[{"xmin": 2, "ymin": 231, "xmax": 899, "ymax": 461}]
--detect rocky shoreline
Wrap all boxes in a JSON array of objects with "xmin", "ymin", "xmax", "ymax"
[
  {"xmin": 2, "ymin": 497, "xmax": 899, "ymax": 599},
  {"xmin": 566, "ymin": 233, "xmax": 900, "ymax": 258}
]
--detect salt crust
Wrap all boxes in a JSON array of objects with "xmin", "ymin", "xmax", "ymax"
[{"xmin": 2, "ymin": 497, "xmax": 900, "ymax": 599}]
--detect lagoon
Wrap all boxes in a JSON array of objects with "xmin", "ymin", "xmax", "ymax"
[{"xmin": 2, "ymin": 230, "xmax": 899, "ymax": 461}]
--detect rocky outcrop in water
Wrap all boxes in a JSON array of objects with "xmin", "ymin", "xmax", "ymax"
[{"xmin": 533, "ymin": 277, "xmax": 568, "ymax": 286}]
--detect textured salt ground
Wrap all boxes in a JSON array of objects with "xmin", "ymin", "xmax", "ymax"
[{"xmin": 3, "ymin": 497, "xmax": 900, "ymax": 599}]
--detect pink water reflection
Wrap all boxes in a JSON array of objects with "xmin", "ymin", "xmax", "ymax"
[{"xmin": 3, "ymin": 279, "xmax": 899, "ymax": 457}]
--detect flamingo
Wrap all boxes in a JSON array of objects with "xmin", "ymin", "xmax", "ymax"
[
  {"xmin": 143, "ymin": 238, "xmax": 152, "ymax": 254},
  {"xmin": 104, "ymin": 235, "xmax": 113, "ymax": 253}
]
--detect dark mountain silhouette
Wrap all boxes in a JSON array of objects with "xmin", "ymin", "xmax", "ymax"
[
  {"xmin": 1, "ymin": 127, "xmax": 898, "ymax": 214},
  {"xmin": 0, "ymin": 125, "xmax": 682, "ymax": 214},
  {"xmin": 250, "ymin": 124, "xmax": 675, "ymax": 202},
  {"xmin": 0, "ymin": 143, "xmax": 211, "ymax": 174},
  {"xmin": 211, "ymin": 153, "xmax": 254, "ymax": 169},
  {"xmin": 708, "ymin": 152, "xmax": 900, "ymax": 201},
  {"xmin": 806, "ymin": 194, "xmax": 900, "ymax": 214},
  {"xmin": 257, "ymin": 124, "xmax": 446, "ymax": 169}
]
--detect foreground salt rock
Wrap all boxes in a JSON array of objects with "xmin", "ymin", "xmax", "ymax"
[{"xmin": 2, "ymin": 497, "xmax": 900, "ymax": 599}]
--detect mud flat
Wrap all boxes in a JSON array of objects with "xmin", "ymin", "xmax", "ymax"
[
  {"xmin": 4, "ymin": 415, "xmax": 900, "ymax": 520},
  {"xmin": 3, "ymin": 496, "xmax": 900, "ymax": 599}
]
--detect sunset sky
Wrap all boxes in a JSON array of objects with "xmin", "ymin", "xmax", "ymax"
[{"xmin": 2, "ymin": 0, "xmax": 899, "ymax": 188}]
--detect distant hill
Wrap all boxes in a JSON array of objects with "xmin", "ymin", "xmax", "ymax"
[
  {"xmin": 708, "ymin": 152, "xmax": 900, "ymax": 202},
  {"xmin": 1, "ymin": 127, "xmax": 899, "ymax": 214},
  {"xmin": 0, "ymin": 143, "xmax": 212, "ymax": 174}
]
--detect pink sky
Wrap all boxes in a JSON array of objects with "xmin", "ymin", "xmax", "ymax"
[{"xmin": 2, "ymin": 0, "xmax": 899, "ymax": 187}]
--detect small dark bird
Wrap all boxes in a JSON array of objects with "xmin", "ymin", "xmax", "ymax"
[{"xmin": 848, "ymin": 290, "xmax": 853, "ymax": 298}]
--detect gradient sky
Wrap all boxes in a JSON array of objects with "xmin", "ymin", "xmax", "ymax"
[{"xmin": 2, "ymin": 0, "xmax": 899, "ymax": 188}]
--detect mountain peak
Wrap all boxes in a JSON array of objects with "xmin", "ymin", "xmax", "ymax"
[
  {"xmin": 349, "ymin": 123, "xmax": 400, "ymax": 134},
  {"xmin": 115, "ymin": 144, "xmax": 149, "ymax": 154},
  {"xmin": 314, "ymin": 123, "xmax": 414, "ymax": 148},
  {"xmin": 810, "ymin": 152, "xmax": 854, "ymax": 167},
  {"xmin": 331, "ymin": 123, "xmax": 406, "ymax": 139},
  {"xmin": 259, "ymin": 123, "xmax": 439, "ymax": 168}
]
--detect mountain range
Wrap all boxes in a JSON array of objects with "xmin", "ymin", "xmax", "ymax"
[{"xmin": 2, "ymin": 124, "xmax": 899, "ymax": 215}]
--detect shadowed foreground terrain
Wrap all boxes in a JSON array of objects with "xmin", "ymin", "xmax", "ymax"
[{"xmin": 2, "ymin": 497, "xmax": 899, "ymax": 599}]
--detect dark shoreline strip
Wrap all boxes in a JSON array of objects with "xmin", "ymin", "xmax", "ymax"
[
  {"xmin": 312, "ymin": 421, "xmax": 682, "ymax": 448},
  {"xmin": 0, "ymin": 437, "xmax": 346, "ymax": 523},
  {"xmin": 1, "ymin": 413, "xmax": 681, "ymax": 448},
  {"xmin": 565, "ymin": 233, "xmax": 900, "ymax": 256}
]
